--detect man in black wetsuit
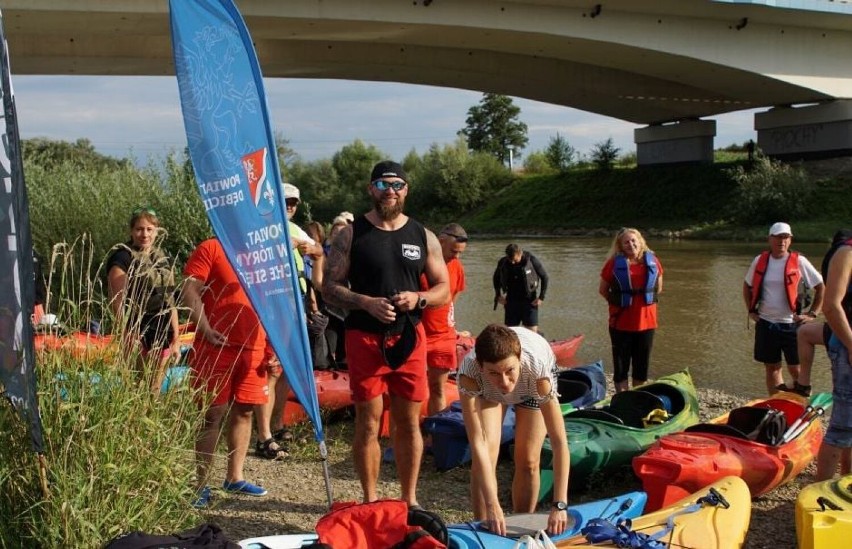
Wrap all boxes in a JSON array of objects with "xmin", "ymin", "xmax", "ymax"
[
  {"xmin": 493, "ymin": 243, "xmax": 549, "ymax": 333},
  {"xmin": 322, "ymin": 160, "xmax": 449, "ymax": 508}
]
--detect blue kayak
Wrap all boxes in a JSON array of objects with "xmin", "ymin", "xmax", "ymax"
[
  {"xmin": 425, "ymin": 361, "xmax": 606, "ymax": 472},
  {"xmin": 447, "ymin": 490, "xmax": 647, "ymax": 548}
]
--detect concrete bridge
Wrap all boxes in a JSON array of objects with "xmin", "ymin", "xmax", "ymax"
[{"xmin": 3, "ymin": 0, "xmax": 852, "ymax": 164}]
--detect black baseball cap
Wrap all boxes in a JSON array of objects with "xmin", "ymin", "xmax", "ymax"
[{"xmin": 370, "ymin": 160, "xmax": 408, "ymax": 183}]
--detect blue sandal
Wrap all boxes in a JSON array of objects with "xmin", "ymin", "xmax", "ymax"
[{"xmin": 222, "ymin": 480, "xmax": 268, "ymax": 497}]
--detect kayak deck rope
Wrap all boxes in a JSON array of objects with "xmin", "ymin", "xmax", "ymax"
[
  {"xmin": 816, "ymin": 496, "xmax": 843, "ymax": 512},
  {"xmin": 581, "ymin": 489, "xmax": 730, "ymax": 548}
]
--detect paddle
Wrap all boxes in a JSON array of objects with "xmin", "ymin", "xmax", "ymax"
[{"xmin": 778, "ymin": 393, "xmax": 833, "ymax": 445}]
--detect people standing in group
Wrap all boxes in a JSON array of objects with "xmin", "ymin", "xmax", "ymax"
[
  {"xmin": 458, "ymin": 324, "xmax": 570, "ymax": 537},
  {"xmin": 106, "ymin": 207, "xmax": 180, "ymax": 392},
  {"xmin": 182, "ymin": 238, "xmax": 272, "ymax": 506},
  {"xmin": 598, "ymin": 227, "xmax": 663, "ymax": 393},
  {"xmin": 492, "ymin": 244, "xmax": 548, "ymax": 333},
  {"xmin": 743, "ymin": 222, "xmax": 824, "ymax": 395},
  {"xmin": 421, "ymin": 222, "xmax": 468, "ymax": 416},
  {"xmin": 322, "ymin": 160, "xmax": 450, "ymax": 507},
  {"xmin": 815, "ymin": 232, "xmax": 852, "ymax": 480}
]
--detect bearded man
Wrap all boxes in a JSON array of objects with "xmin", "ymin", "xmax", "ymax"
[{"xmin": 322, "ymin": 160, "xmax": 449, "ymax": 507}]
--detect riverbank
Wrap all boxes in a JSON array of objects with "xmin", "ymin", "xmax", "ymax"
[{"xmin": 201, "ymin": 386, "xmax": 815, "ymax": 548}]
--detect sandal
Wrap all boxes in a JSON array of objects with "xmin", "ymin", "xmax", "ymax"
[
  {"xmin": 272, "ymin": 427, "xmax": 294, "ymax": 443},
  {"xmin": 255, "ymin": 438, "xmax": 289, "ymax": 460},
  {"xmin": 793, "ymin": 381, "xmax": 812, "ymax": 397}
]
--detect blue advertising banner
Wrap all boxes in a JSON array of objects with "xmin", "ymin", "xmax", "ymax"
[
  {"xmin": 168, "ymin": 0, "xmax": 323, "ymax": 444},
  {"xmin": 0, "ymin": 7, "xmax": 44, "ymax": 453}
]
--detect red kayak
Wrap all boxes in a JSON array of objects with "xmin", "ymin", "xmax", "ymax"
[
  {"xmin": 281, "ymin": 369, "xmax": 354, "ymax": 426},
  {"xmin": 455, "ymin": 333, "xmax": 585, "ymax": 368},
  {"xmin": 379, "ymin": 378, "xmax": 460, "ymax": 437},
  {"xmin": 633, "ymin": 392, "xmax": 826, "ymax": 511},
  {"xmin": 34, "ymin": 332, "xmax": 116, "ymax": 360},
  {"xmin": 551, "ymin": 334, "xmax": 585, "ymax": 367}
]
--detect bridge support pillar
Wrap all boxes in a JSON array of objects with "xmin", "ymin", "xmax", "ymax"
[
  {"xmin": 755, "ymin": 101, "xmax": 852, "ymax": 160},
  {"xmin": 634, "ymin": 120, "xmax": 716, "ymax": 166}
]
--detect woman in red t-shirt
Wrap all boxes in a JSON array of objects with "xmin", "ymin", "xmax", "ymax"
[{"xmin": 598, "ymin": 228, "xmax": 664, "ymax": 393}]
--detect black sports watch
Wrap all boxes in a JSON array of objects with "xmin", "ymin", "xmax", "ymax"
[
  {"xmin": 552, "ymin": 501, "xmax": 568, "ymax": 511},
  {"xmin": 417, "ymin": 294, "xmax": 428, "ymax": 310}
]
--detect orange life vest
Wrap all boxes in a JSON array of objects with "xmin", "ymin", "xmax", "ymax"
[
  {"xmin": 748, "ymin": 251, "xmax": 801, "ymax": 313},
  {"xmin": 313, "ymin": 500, "xmax": 446, "ymax": 549}
]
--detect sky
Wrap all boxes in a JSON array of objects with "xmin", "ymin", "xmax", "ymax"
[{"xmin": 12, "ymin": 75, "xmax": 759, "ymax": 166}]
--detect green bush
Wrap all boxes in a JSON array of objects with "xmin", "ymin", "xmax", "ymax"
[
  {"xmin": 0, "ymin": 242, "xmax": 203, "ymax": 548},
  {"xmin": 728, "ymin": 155, "xmax": 816, "ymax": 224}
]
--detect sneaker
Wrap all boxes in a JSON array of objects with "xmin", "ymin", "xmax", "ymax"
[
  {"xmin": 775, "ymin": 383, "xmax": 791, "ymax": 393},
  {"xmin": 222, "ymin": 480, "xmax": 268, "ymax": 497},
  {"xmin": 192, "ymin": 486, "xmax": 211, "ymax": 508},
  {"xmin": 793, "ymin": 381, "xmax": 812, "ymax": 397}
]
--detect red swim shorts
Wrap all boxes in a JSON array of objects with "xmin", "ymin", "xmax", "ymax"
[
  {"xmin": 345, "ymin": 324, "xmax": 428, "ymax": 403},
  {"xmin": 190, "ymin": 342, "xmax": 268, "ymax": 406},
  {"xmin": 426, "ymin": 333, "xmax": 457, "ymax": 371}
]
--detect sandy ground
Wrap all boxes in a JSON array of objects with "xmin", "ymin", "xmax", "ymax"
[{"xmin": 200, "ymin": 387, "xmax": 825, "ymax": 548}]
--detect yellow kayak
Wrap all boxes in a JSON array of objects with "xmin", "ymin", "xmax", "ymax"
[
  {"xmin": 796, "ymin": 474, "xmax": 852, "ymax": 549},
  {"xmin": 556, "ymin": 476, "xmax": 751, "ymax": 548}
]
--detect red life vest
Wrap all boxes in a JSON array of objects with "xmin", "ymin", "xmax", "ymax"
[
  {"xmin": 313, "ymin": 500, "xmax": 447, "ymax": 549},
  {"xmin": 748, "ymin": 251, "xmax": 801, "ymax": 313}
]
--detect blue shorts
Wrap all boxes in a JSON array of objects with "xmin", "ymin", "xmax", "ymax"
[
  {"xmin": 824, "ymin": 342, "xmax": 852, "ymax": 448},
  {"xmin": 754, "ymin": 319, "xmax": 799, "ymax": 365},
  {"xmin": 505, "ymin": 300, "xmax": 539, "ymax": 328}
]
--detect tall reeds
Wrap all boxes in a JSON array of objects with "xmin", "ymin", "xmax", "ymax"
[{"xmin": 0, "ymin": 238, "xmax": 204, "ymax": 548}]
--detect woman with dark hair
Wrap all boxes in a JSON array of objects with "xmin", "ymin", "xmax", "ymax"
[
  {"xmin": 107, "ymin": 207, "xmax": 180, "ymax": 391},
  {"xmin": 458, "ymin": 324, "xmax": 570, "ymax": 537}
]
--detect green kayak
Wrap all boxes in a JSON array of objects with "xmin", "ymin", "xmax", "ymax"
[{"xmin": 538, "ymin": 369, "xmax": 699, "ymax": 501}]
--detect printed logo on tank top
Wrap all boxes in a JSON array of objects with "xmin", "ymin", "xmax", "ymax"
[{"xmin": 402, "ymin": 243, "xmax": 422, "ymax": 260}]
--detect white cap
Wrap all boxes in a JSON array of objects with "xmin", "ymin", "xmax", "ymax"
[
  {"xmin": 768, "ymin": 222, "xmax": 793, "ymax": 236},
  {"xmin": 283, "ymin": 183, "xmax": 300, "ymax": 202}
]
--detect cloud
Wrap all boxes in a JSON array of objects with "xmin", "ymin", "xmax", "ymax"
[{"xmin": 12, "ymin": 75, "xmax": 757, "ymax": 163}]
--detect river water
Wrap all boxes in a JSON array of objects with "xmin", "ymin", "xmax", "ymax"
[{"xmin": 453, "ymin": 237, "xmax": 833, "ymax": 398}]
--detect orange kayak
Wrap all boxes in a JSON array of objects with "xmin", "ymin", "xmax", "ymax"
[
  {"xmin": 34, "ymin": 332, "xmax": 116, "ymax": 360},
  {"xmin": 633, "ymin": 392, "xmax": 826, "ymax": 511},
  {"xmin": 281, "ymin": 369, "xmax": 354, "ymax": 426}
]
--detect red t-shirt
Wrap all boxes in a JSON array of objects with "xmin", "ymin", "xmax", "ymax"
[
  {"xmin": 600, "ymin": 254, "xmax": 663, "ymax": 332},
  {"xmin": 420, "ymin": 257, "xmax": 466, "ymax": 340},
  {"xmin": 183, "ymin": 238, "xmax": 267, "ymax": 351}
]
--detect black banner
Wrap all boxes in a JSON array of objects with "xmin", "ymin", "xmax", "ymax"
[{"xmin": 0, "ymin": 8, "xmax": 44, "ymax": 453}]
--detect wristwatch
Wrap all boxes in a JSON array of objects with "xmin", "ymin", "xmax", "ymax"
[
  {"xmin": 417, "ymin": 293, "xmax": 428, "ymax": 310},
  {"xmin": 552, "ymin": 501, "xmax": 568, "ymax": 511}
]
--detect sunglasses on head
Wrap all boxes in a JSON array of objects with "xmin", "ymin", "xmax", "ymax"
[
  {"xmin": 371, "ymin": 180, "xmax": 407, "ymax": 192},
  {"xmin": 441, "ymin": 231, "xmax": 468, "ymax": 243},
  {"xmin": 132, "ymin": 206, "xmax": 157, "ymax": 217}
]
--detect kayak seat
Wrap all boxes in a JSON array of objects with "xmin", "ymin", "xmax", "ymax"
[
  {"xmin": 567, "ymin": 409, "xmax": 624, "ymax": 425},
  {"xmin": 609, "ymin": 390, "xmax": 666, "ymax": 428},
  {"xmin": 685, "ymin": 423, "xmax": 750, "ymax": 440},
  {"xmin": 640, "ymin": 383, "xmax": 686, "ymax": 415},
  {"xmin": 557, "ymin": 379, "xmax": 591, "ymax": 404},
  {"xmin": 727, "ymin": 406, "xmax": 787, "ymax": 445}
]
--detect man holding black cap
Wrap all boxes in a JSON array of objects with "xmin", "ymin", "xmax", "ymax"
[
  {"xmin": 323, "ymin": 160, "xmax": 450, "ymax": 507},
  {"xmin": 744, "ymin": 222, "xmax": 824, "ymax": 395},
  {"xmin": 493, "ymin": 243, "xmax": 549, "ymax": 333}
]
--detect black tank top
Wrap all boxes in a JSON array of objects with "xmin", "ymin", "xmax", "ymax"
[{"xmin": 346, "ymin": 215, "xmax": 427, "ymax": 334}]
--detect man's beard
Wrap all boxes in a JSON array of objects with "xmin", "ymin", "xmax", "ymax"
[{"xmin": 373, "ymin": 195, "xmax": 404, "ymax": 221}]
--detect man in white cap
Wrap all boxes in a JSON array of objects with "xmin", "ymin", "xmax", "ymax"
[{"xmin": 743, "ymin": 222, "xmax": 824, "ymax": 395}]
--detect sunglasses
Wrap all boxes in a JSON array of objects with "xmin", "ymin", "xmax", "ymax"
[
  {"xmin": 371, "ymin": 180, "xmax": 407, "ymax": 192},
  {"xmin": 441, "ymin": 231, "xmax": 468, "ymax": 243},
  {"xmin": 285, "ymin": 198, "xmax": 299, "ymax": 207},
  {"xmin": 132, "ymin": 206, "xmax": 157, "ymax": 217}
]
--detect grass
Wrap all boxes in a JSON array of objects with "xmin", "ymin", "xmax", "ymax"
[{"xmin": 0, "ymin": 242, "xmax": 204, "ymax": 548}]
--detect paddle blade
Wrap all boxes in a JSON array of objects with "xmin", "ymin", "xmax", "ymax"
[{"xmin": 809, "ymin": 392, "xmax": 833, "ymax": 411}]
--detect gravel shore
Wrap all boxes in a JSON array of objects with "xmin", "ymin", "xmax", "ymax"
[{"xmin": 201, "ymin": 387, "xmax": 820, "ymax": 548}]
